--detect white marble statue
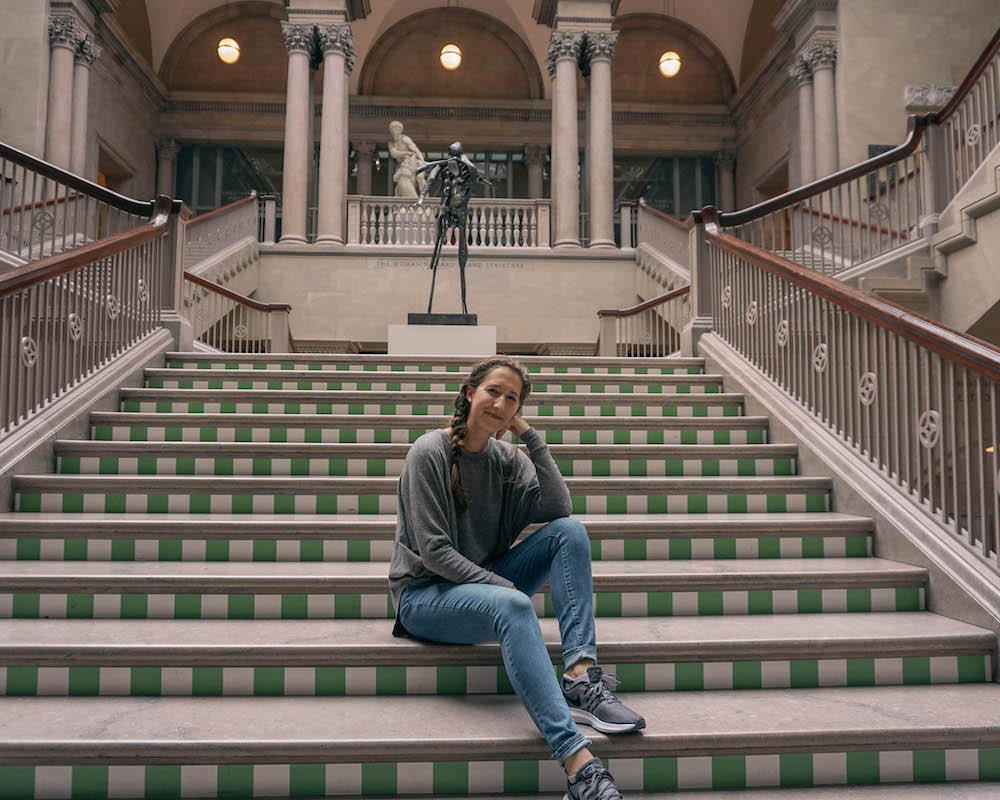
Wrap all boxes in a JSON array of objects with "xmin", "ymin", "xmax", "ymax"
[{"xmin": 387, "ymin": 120, "xmax": 427, "ymax": 198}]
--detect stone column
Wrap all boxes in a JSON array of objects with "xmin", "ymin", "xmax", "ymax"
[
  {"xmin": 46, "ymin": 16, "xmax": 79, "ymax": 170},
  {"xmin": 524, "ymin": 145, "xmax": 546, "ymax": 199},
  {"xmin": 355, "ymin": 140, "xmax": 375, "ymax": 196},
  {"xmin": 806, "ymin": 40, "xmax": 838, "ymax": 179},
  {"xmin": 70, "ymin": 36, "xmax": 99, "ymax": 178},
  {"xmin": 547, "ymin": 31, "xmax": 584, "ymax": 248},
  {"xmin": 279, "ymin": 22, "xmax": 314, "ymax": 244},
  {"xmin": 316, "ymin": 24, "xmax": 354, "ymax": 246},
  {"xmin": 789, "ymin": 57, "xmax": 815, "ymax": 185},
  {"xmin": 157, "ymin": 140, "xmax": 179, "ymax": 198},
  {"xmin": 584, "ymin": 31, "xmax": 617, "ymax": 248},
  {"xmin": 715, "ymin": 152, "xmax": 736, "ymax": 211}
]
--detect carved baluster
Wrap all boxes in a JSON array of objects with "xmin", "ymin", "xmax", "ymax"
[
  {"xmin": 474, "ymin": 207, "xmax": 484, "ymax": 246},
  {"xmin": 504, "ymin": 207, "xmax": 514, "ymax": 248},
  {"xmin": 377, "ymin": 205, "xmax": 386, "ymax": 244},
  {"xmin": 529, "ymin": 207, "xmax": 538, "ymax": 247}
]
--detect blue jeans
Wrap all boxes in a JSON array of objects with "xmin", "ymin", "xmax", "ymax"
[{"xmin": 397, "ymin": 516, "xmax": 597, "ymax": 763}]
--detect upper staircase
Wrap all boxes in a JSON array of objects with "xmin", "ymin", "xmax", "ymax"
[{"xmin": 0, "ymin": 349, "xmax": 996, "ymax": 798}]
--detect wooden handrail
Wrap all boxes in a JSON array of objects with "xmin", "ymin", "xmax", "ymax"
[
  {"xmin": 0, "ymin": 196, "xmax": 174, "ymax": 299},
  {"xmin": 931, "ymin": 26, "xmax": 1000, "ymax": 123},
  {"xmin": 183, "ymin": 271, "xmax": 291, "ymax": 313},
  {"xmin": 0, "ymin": 140, "xmax": 184, "ymax": 217},
  {"xmin": 598, "ymin": 285, "xmax": 690, "ymax": 319},
  {"xmin": 186, "ymin": 193, "xmax": 258, "ymax": 227},
  {"xmin": 2, "ymin": 191, "xmax": 84, "ymax": 217},
  {"xmin": 701, "ymin": 214, "xmax": 1000, "ymax": 384}
]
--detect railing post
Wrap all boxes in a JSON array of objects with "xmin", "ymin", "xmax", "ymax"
[
  {"xmin": 271, "ymin": 308, "xmax": 291, "ymax": 353},
  {"xmin": 536, "ymin": 202, "xmax": 550, "ymax": 248},
  {"xmin": 261, "ymin": 195, "xmax": 277, "ymax": 245},
  {"xmin": 598, "ymin": 315, "xmax": 617, "ymax": 357},
  {"xmin": 620, "ymin": 204, "xmax": 634, "ymax": 249},
  {"xmin": 919, "ymin": 123, "xmax": 948, "ymax": 238},
  {"xmin": 680, "ymin": 206, "xmax": 716, "ymax": 357},
  {"xmin": 162, "ymin": 200, "xmax": 194, "ymax": 350},
  {"xmin": 347, "ymin": 195, "xmax": 360, "ymax": 244}
]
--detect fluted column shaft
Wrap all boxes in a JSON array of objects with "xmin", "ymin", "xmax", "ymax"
[
  {"xmin": 548, "ymin": 31, "xmax": 584, "ymax": 248},
  {"xmin": 716, "ymin": 153, "xmax": 736, "ymax": 211},
  {"xmin": 157, "ymin": 140, "xmax": 179, "ymax": 198},
  {"xmin": 524, "ymin": 145, "xmax": 545, "ymax": 199},
  {"xmin": 355, "ymin": 141, "xmax": 375, "ymax": 196},
  {"xmin": 279, "ymin": 23, "xmax": 313, "ymax": 244},
  {"xmin": 46, "ymin": 16, "xmax": 79, "ymax": 170},
  {"xmin": 789, "ymin": 57, "xmax": 815, "ymax": 186},
  {"xmin": 316, "ymin": 24, "xmax": 354, "ymax": 245},
  {"xmin": 70, "ymin": 37, "xmax": 100, "ymax": 178},
  {"xmin": 584, "ymin": 32, "xmax": 617, "ymax": 248},
  {"xmin": 805, "ymin": 40, "xmax": 838, "ymax": 179}
]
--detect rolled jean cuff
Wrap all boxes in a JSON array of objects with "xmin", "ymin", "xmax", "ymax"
[
  {"xmin": 553, "ymin": 733, "xmax": 592, "ymax": 765},
  {"xmin": 564, "ymin": 646, "xmax": 598, "ymax": 671}
]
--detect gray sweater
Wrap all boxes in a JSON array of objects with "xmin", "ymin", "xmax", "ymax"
[{"xmin": 388, "ymin": 427, "xmax": 573, "ymax": 613}]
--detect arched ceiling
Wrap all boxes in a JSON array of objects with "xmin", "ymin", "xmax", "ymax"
[{"xmin": 125, "ymin": 0, "xmax": 782, "ymax": 95}]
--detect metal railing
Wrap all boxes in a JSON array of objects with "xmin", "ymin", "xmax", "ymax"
[
  {"xmin": 0, "ymin": 141, "xmax": 168, "ymax": 263},
  {"xmin": 346, "ymin": 196, "xmax": 551, "ymax": 248},
  {"xmin": 0, "ymin": 197, "xmax": 173, "ymax": 436},
  {"xmin": 595, "ymin": 285, "xmax": 691, "ymax": 357},
  {"xmin": 698, "ymin": 211, "xmax": 999, "ymax": 573},
  {"xmin": 182, "ymin": 272, "xmax": 292, "ymax": 354}
]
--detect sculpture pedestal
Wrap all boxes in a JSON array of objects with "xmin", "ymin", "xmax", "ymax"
[{"xmin": 389, "ymin": 315, "xmax": 496, "ymax": 356}]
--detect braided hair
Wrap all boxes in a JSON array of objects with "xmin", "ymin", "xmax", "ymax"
[{"xmin": 448, "ymin": 356, "xmax": 532, "ymax": 513}]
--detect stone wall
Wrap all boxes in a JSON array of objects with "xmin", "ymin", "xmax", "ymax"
[
  {"xmin": 0, "ymin": 4, "xmax": 49, "ymax": 155},
  {"xmin": 256, "ymin": 248, "xmax": 638, "ymax": 349},
  {"xmin": 837, "ymin": 0, "xmax": 1000, "ymax": 168}
]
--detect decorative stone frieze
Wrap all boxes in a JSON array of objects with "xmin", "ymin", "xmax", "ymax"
[
  {"xmin": 788, "ymin": 57, "xmax": 812, "ymax": 85},
  {"xmin": 803, "ymin": 39, "xmax": 837, "ymax": 71},
  {"xmin": 546, "ymin": 30, "xmax": 584, "ymax": 78},
  {"xmin": 47, "ymin": 16, "xmax": 79, "ymax": 50},
  {"xmin": 75, "ymin": 35, "xmax": 101, "ymax": 66},
  {"xmin": 281, "ymin": 22, "xmax": 314, "ymax": 56},
  {"xmin": 318, "ymin": 24, "xmax": 355, "ymax": 72}
]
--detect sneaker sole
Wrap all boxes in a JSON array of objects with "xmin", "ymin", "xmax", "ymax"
[{"xmin": 569, "ymin": 708, "xmax": 646, "ymax": 733}]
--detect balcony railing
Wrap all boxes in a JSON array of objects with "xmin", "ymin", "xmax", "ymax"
[{"xmin": 595, "ymin": 285, "xmax": 691, "ymax": 358}]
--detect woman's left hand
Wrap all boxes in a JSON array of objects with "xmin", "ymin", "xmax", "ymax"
[{"xmin": 498, "ymin": 414, "xmax": 531, "ymax": 439}]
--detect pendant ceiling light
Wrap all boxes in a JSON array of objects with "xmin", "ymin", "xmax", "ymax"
[
  {"xmin": 218, "ymin": 38, "xmax": 240, "ymax": 64},
  {"xmin": 659, "ymin": 50, "xmax": 681, "ymax": 77},
  {"xmin": 440, "ymin": 43, "xmax": 462, "ymax": 70}
]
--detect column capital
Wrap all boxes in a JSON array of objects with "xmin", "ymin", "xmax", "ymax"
[
  {"xmin": 524, "ymin": 144, "xmax": 547, "ymax": 166},
  {"xmin": 803, "ymin": 38, "xmax": 837, "ymax": 71},
  {"xmin": 48, "ymin": 15, "xmax": 80, "ymax": 50},
  {"xmin": 318, "ymin": 23, "xmax": 355, "ymax": 72},
  {"xmin": 582, "ymin": 30, "xmax": 618, "ymax": 65},
  {"xmin": 714, "ymin": 152, "xmax": 736, "ymax": 170},
  {"xmin": 281, "ymin": 22, "xmax": 315, "ymax": 56},
  {"xmin": 75, "ymin": 35, "xmax": 101, "ymax": 66},
  {"xmin": 158, "ymin": 139, "xmax": 180, "ymax": 160},
  {"xmin": 788, "ymin": 57, "xmax": 812, "ymax": 86},
  {"xmin": 355, "ymin": 139, "xmax": 376, "ymax": 158},
  {"xmin": 546, "ymin": 30, "xmax": 584, "ymax": 78}
]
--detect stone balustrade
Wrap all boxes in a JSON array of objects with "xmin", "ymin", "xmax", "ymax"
[
  {"xmin": 184, "ymin": 195, "xmax": 259, "ymax": 271},
  {"xmin": 346, "ymin": 196, "xmax": 551, "ymax": 248}
]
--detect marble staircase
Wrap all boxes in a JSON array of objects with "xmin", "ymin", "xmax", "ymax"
[{"xmin": 0, "ymin": 352, "xmax": 997, "ymax": 798}]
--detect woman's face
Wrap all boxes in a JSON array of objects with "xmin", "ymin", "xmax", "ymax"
[{"xmin": 465, "ymin": 367, "xmax": 523, "ymax": 435}]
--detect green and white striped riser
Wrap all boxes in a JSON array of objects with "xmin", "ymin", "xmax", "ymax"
[
  {"xmin": 89, "ymin": 413, "xmax": 771, "ymax": 444},
  {"xmin": 164, "ymin": 353, "xmax": 707, "ymax": 375},
  {"xmin": 13, "ymin": 476, "xmax": 831, "ymax": 515},
  {"xmin": 1, "ymin": 655, "xmax": 990, "ymax": 697},
  {"xmin": 145, "ymin": 368, "xmax": 725, "ymax": 393},
  {"xmin": 1, "ymin": 747, "xmax": 998, "ymax": 797},
  {"xmin": 118, "ymin": 389, "xmax": 744, "ymax": 417},
  {"xmin": 55, "ymin": 442, "xmax": 799, "ymax": 478}
]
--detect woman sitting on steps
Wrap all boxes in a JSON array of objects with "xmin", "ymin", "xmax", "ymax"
[{"xmin": 388, "ymin": 355, "xmax": 645, "ymax": 800}]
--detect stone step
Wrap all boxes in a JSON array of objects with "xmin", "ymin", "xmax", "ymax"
[
  {"xmin": 118, "ymin": 388, "xmax": 745, "ymax": 417},
  {"xmin": 12, "ymin": 475, "xmax": 832, "ymax": 515},
  {"xmin": 0, "ymin": 512, "xmax": 874, "ymax": 562},
  {"xmin": 55, "ymin": 441, "xmax": 799, "ymax": 478},
  {"xmin": 164, "ymin": 352, "xmax": 706, "ymax": 375},
  {"xmin": 0, "ymin": 614, "xmax": 989, "ymax": 696},
  {"xmin": 0, "ymin": 559, "xmax": 927, "ymax": 619},
  {"xmin": 342, "ymin": 786, "xmax": 1000, "ymax": 799},
  {"xmin": 0, "ymin": 685, "xmax": 998, "ymax": 794},
  {"xmin": 146, "ymin": 367, "xmax": 725, "ymax": 392},
  {"xmin": 90, "ymin": 412, "xmax": 771, "ymax": 445}
]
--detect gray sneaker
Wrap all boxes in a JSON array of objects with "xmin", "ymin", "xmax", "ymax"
[
  {"xmin": 564, "ymin": 757, "xmax": 624, "ymax": 800},
  {"xmin": 562, "ymin": 666, "xmax": 645, "ymax": 734}
]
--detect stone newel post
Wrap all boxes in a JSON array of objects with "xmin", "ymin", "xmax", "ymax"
[
  {"xmin": 46, "ymin": 16, "xmax": 79, "ymax": 170},
  {"xmin": 583, "ymin": 31, "xmax": 617, "ymax": 248},
  {"xmin": 806, "ymin": 40, "xmax": 839, "ymax": 179},
  {"xmin": 279, "ymin": 22, "xmax": 313, "ymax": 244},
  {"xmin": 547, "ymin": 31, "xmax": 584, "ymax": 248},
  {"xmin": 790, "ymin": 57, "xmax": 815, "ymax": 186},
  {"xmin": 316, "ymin": 24, "xmax": 355, "ymax": 245},
  {"xmin": 70, "ymin": 36, "xmax": 100, "ymax": 178}
]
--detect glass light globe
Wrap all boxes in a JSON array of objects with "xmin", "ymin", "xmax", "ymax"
[
  {"xmin": 218, "ymin": 38, "xmax": 240, "ymax": 65},
  {"xmin": 659, "ymin": 51, "xmax": 681, "ymax": 77},
  {"xmin": 440, "ymin": 44, "xmax": 462, "ymax": 70}
]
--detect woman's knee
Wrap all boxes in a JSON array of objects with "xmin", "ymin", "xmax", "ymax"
[{"xmin": 550, "ymin": 516, "xmax": 590, "ymax": 551}]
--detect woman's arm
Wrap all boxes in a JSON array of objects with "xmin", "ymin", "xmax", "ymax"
[
  {"xmin": 504, "ymin": 416, "xmax": 573, "ymax": 528},
  {"xmin": 400, "ymin": 443, "xmax": 516, "ymax": 589}
]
